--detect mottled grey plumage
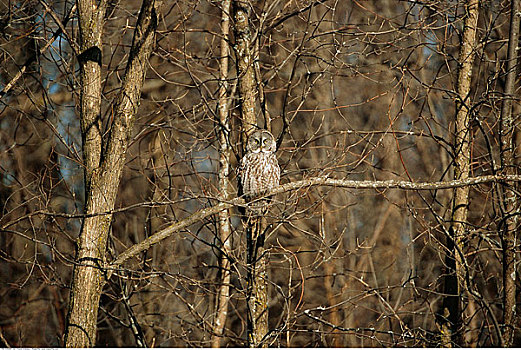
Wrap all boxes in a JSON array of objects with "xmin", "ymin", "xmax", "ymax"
[{"xmin": 239, "ymin": 130, "xmax": 280, "ymax": 215}]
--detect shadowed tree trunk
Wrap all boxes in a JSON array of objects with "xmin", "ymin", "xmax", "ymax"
[
  {"xmin": 441, "ymin": 0, "xmax": 479, "ymax": 346},
  {"xmin": 64, "ymin": 0, "xmax": 161, "ymax": 346},
  {"xmin": 500, "ymin": 0, "xmax": 520, "ymax": 346}
]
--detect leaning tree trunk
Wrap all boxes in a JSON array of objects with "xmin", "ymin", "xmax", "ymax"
[
  {"xmin": 500, "ymin": 0, "xmax": 520, "ymax": 346},
  {"xmin": 441, "ymin": 0, "xmax": 479, "ymax": 347},
  {"xmin": 64, "ymin": 0, "xmax": 106, "ymax": 346},
  {"xmin": 233, "ymin": 0, "xmax": 268, "ymax": 347},
  {"xmin": 64, "ymin": 0, "xmax": 161, "ymax": 347},
  {"xmin": 211, "ymin": 0, "xmax": 233, "ymax": 347}
]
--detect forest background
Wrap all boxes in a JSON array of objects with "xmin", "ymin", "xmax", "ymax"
[{"xmin": 1, "ymin": 0, "xmax": 521, "ymax": 347}]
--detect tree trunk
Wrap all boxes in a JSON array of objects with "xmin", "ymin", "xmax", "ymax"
[
  {"xmin": 64, "ymin": 1, "xmax": 107, "ymax": 346},
  {"xmin": 234, "ymin": 0, "xmax": 257, "ymax": 143},
  {"xmin": 249, "ymin": 229, "xmax": 269, "ymax": 348},
  {"xmin": 500, "ymin": 0, "xmax": 520, "ymax": 346},
  {"xmin": 233, "ymin": 1, "xmax": 268, "ymax": 346},
  {"xmin": 211, "ymin": 0, "xmax": 233, "ymax": 346},
  {"xmin": 64, "ymin": 0, "xmax": 161, "ymax": 346},
  {"xmin": 441, "ymin": 0, "xmax": 479, "ymax": 346}
]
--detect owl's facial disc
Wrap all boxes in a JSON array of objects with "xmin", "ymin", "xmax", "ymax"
[
  {"xmin": 260, "ymin": 137, "xmax": 270, "ymax": 152},
  {"xmin": 258, "ymin": 132, "xmax": 273, "ymax": 153}
]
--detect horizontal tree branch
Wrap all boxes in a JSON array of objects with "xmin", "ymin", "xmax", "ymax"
[{"xmin": 107, "ymin": 174, "xmax": 521, "ymax": 272}]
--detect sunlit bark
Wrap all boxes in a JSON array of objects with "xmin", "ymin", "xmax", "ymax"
[
  {"xmin": 64, "ymin": 0, "xmax": 161, "ymax": 346},
  {"xmin": 211, "ymin": 0, "xmax": 233, "ymax": 346},
  {"xmin": 441, "ymin": 0, "xmax": 480, "ymax": 346}
]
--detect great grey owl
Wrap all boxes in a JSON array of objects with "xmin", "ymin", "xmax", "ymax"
[{"xmin": 238, "ymin": 129, "xmax": 280, "ymax": 215}]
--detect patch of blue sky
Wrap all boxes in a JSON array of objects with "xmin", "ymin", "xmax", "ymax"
[
  {"xmin": 55, "ymin": 107, "xmax": 84, "ymax": 212},
  {"xmin": 43, "ymin": 34, "xmax": 70, "ymax": 95},
  {"xmin": 422, "ymin": 31, "xmax": 438, "ymax": 57},
  {"xmin": 1, "ymin": 166, "xmax": 17, "ymax": 187},
  {"xmin": 189, "ymin": 144, "xmax": 219, "ymax": 180}
]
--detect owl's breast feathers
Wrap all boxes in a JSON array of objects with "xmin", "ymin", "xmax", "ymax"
[{"xmin": 239, "ymin": 152, "xmax": 280, "ymax": 198}]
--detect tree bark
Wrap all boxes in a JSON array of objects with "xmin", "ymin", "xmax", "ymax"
[
  {"xmin": 500, "ymin": 0, "xmax": 520, "ymax": 346},
  {"xmin": 64, "ymin": 1, "xmax": 106, "ymax": 346},
  {"xmin": 211, "ymin": 0, "xmax": 233, "ymax": 346},
  {"xmin": 64, "ymin": 0, "xmax": 161, "ymax": 347},
  {"xmin": 244, "ymin": 217, "xmax": 269, "ymax": 348},
  {"xmin": 234, "ymin": 0, "xmax": 257, "ymax": 143},
  {"xmin": 441, "ymin": 0, "xmax": 479, "ymax": 346},
  {"xmin": 233, "ymin": 1, "xmax": 268, "ymax": 346}
]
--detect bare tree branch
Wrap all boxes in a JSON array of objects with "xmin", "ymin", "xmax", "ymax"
[{"xmin": 108, "ymin": 174, "xmax": 521, "ymax": 271}]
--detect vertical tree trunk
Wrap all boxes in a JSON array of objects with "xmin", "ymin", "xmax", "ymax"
[
  {"xmin": 249, "ymin": 233, "xmax": 269, "ymax": 347},
  {"xmin": 234, "ymin": 0, "xmax": 257, "ymax": 143},
  {"xmin": 441, "ymin": 0, "xmax": 479, "ymax": 346},
  {"xmin": 64, "ymin": 0, "xmax": 161, "ymax": 346},
  {"xmin": 64, "ymin": 1, "xmax": 106, "ymax": 346},
  {"xmin": 500, "ymin": 0, "xmax": 520, "ymax": 346},
  {"xmin": 233, "ymin": 1, "xmax": 268, "ymax": 346},
  {"xmin": 76, "ymin": 0, "xmax": 105, "ymax": 188},
  {"xmin": 211, "ymin": 0, "xmax": 232, "ymax": 346}
]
